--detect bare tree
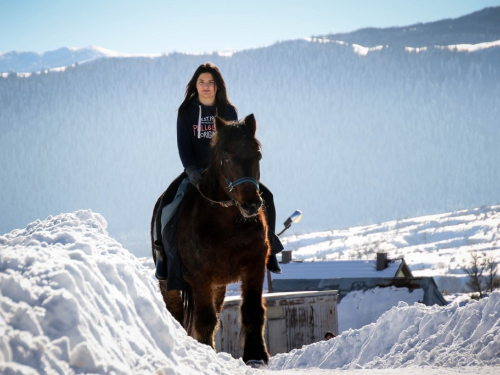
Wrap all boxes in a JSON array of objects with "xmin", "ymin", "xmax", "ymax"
[
  {"xmin": 483, "ymin": 253, "xmax": 499, "ymax": 294},
  {"xmin": 462, "ymin": 250, "xmax": 484, "ymax": 298}
]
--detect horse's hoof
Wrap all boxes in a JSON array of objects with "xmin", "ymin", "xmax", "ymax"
[{"xmin": 245, "ymin": 360, "xmax": 267, "ymax": 369}]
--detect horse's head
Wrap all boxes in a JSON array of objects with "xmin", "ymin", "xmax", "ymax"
[{"xmin": 211, "ymin": 114, "xmax": 263, "ymax": 218}]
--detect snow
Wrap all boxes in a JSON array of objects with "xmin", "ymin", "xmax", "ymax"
[
  {"xmin": 0, "ymin": 210, "xmax": 248, "ymax": 374},
  {"xmin": 280, "ymin": 205, "xmax": 500, "ymax": 294},
  {"xmin": 1, "ymin": 209, "xmax": 500, "ymax": 374},
  {"xmin": 351, "ymin": 44, "xmax": 385, "ymax": 56},
  {"xmin": 0, "ymin": 46, "xmax": 131, "ymax": 75},
  {"xmin": 303, "ymin": 37, "xmax": 500, "ymax": 55},
  {"xmin": 302, "ymin": 36, "xmax": 387, "ymax": 56},
  {"xmin": 406, "ymin": 39, "xmax": 500, "ymax": 53},
  {"xmin": 337, "ymin": 287, "xmax": 424, "ymax": 332},
  {"xmin": 438, "ymin": 40, "xmax": 500, "ymax": 52},
  {"xmin": 269, "ymin": 293, "xmax": 500, "ymax": 370},
  {"xmin": 270, "ymin": 259, "xmax": 403, "ymax": 279}
]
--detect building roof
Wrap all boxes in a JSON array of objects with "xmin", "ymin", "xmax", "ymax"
[
  {"xmin": 271, "ymin": 259, "xmax": 407, "ymax": 281},
  {"xmin": 225, "ymin": 258, "xmax": 413, "ymax": 297},
  {"xmin": 224, "ymin": 290, "xmax": 339, "ymax": 305}
]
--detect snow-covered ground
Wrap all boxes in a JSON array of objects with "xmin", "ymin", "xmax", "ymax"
[
  {"xmin": 281, "ymin": 204, "xmax": 500, "ymax": 294},
  {"xmin": 1, "ymin": 208, "xmax": 499, "ymax": 374},
  {"xmin": 0, "ymin": 211, "xmax": 247, "ymax": 374}
]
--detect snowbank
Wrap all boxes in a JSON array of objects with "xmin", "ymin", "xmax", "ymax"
[
  {"xmin": 0, "ymin": 210, "xmax": 248, "ymax": 374},
  {"xmin": 269, "ymin": 291, "xmax": 500, "ymax": 370},
  {"xmin": 338, "ymin": 287, "xmax": 424, "ymax": 333}
]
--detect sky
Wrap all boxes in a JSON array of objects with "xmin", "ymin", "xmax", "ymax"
[{"xmin": 1, "ymin": 0, "xmax": 500, "ymax": 55}]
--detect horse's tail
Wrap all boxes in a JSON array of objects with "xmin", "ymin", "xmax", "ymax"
[
  {"xmin": 182, "ymin": 282, "xmax": 194, "ymax": 335},
  {"xmin": 150, "ymin": 193, "xmax": 164, "ymax": 262}
]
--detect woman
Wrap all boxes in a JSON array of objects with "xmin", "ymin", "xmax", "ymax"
[{"xmin": 155, "ymin": 63, "xmax": 283, "ymax": 288}]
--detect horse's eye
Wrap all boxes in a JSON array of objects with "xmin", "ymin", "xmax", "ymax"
[{"xmin": 223, "ymin": 152, "xmax": 231, "ymax": 163}]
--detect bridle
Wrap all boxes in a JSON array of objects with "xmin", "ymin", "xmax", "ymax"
[
  {"xmin": 196, "ymin": 177, "xmax": 259, "ymax": 207},
  {"xmin": 196, "ymin": 153, "xmax": 260, "ymax": 208}
]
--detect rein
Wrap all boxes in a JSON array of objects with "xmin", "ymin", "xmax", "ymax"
[{"xmin": 196, "ymin": 184, "xmax": 237, "ymax": 207}]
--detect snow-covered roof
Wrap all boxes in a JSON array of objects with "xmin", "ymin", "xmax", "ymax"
[
  {"xmin": 271, "ymin": 259, "xmax": 404, "ymax": 280},
  {"xmin": 224, "ymin": 290, "xmax": 339, "ymax": 304}
]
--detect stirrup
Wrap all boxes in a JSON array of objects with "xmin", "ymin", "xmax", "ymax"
[
  {"xmin": 154, "ymin": 240, "xmax": 164, "ymax": 251},
  {"xmin": 267, "ymin": 254, "xmax": 282, "ymax": 274}
]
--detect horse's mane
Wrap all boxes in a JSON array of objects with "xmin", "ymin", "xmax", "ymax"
[{"xmin": 207, "ymin": 120, "xmax": 262, "ymax": 177}]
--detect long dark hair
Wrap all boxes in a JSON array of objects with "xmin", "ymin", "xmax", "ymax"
[{"xmin": 178, "ymin": 63, "xmax": 234, "ymax": 117}]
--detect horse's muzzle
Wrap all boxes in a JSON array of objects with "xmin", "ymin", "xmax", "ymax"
[{"xmin": 239, "ymin": 199, "xmax": 262, "ymax": 218}]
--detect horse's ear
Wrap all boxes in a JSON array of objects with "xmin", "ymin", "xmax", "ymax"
[
  {"xmin": 244, "ymin": 114, "xmax": 257, "ymax": 136},
  {"xmin": 214, "ymin": 116, "xmax": 228, "ymax": 131}
]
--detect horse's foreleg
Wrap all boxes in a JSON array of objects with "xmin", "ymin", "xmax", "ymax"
[
  {"xmin": 192, "ymin": 284, "xmax": 218, "ymax": 349},
  {"xmin": 240, "ymin": 270, "xmax": 269, "ymax": 365},
  {"xmin": 214, "ymin": 285, "xmax": 226, "ymax": 314}
]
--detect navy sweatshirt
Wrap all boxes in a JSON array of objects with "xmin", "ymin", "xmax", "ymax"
[{"xmin": 177, "ymin": 98, "xmax": 238, "ymax": 169}]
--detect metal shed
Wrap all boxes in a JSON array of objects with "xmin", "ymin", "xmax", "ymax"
[{"xmin": 215, "ymin": 290, "xmax": 338, "ymax": 359}]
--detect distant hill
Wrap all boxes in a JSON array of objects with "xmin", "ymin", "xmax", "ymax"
[
  {"xmin": 0, "ymin": 46, "xmax": 130, "ymax": 73},
  {"xmin": 318, "ymin": 6, "xmax": 500, "ymax": 47}
]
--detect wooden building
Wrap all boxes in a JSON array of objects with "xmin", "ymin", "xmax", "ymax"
[{"xmin": 215, "ymin": 290, "xmax": 338, "ymax": 358}]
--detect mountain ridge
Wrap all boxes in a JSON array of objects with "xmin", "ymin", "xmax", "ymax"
[
  {"xmin": 0, "ymin": 45, "xmax": 131, "ymax": 73},
  {"xmin": 1, "ymin": 6, "xmax": 499, "ymax": 73},
  {"xmin": 319, "ymin": 6, "xmax": 500, "ymax": 47}
]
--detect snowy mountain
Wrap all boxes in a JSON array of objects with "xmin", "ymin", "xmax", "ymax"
[
  {"xmin": 1, "ymin": 7, "xmax": 499, "ymax": 74},
  {"xmin": 320, "ymin": 6, "xmax": 500, "ymax": 47},
  {"xmin": 0, "ymin": 46, "xmax": 130, "ymax": 74},
  {"xmin": 0, "ymin": 210, "xmax": 499, "ymax": 374},
  {"xmin": 1, "ymin": 8, "xmax": 499, "ymax": 256}
]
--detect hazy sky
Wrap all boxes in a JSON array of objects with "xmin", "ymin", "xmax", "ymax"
[{"xmin": 1, "ymin": 0, "xmax": 499, "ymax": 54}]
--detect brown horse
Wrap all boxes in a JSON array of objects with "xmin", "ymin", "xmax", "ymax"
[{"xmin": 151, "ymin": 114, "xmax": 270, "ymax": 366}]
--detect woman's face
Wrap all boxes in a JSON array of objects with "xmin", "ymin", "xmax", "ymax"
[{"xmin": 196, "ymin": 72, "xmax": 217, "ymax": 103}]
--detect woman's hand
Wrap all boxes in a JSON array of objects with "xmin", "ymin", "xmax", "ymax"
[{"xmin": 185, "ymin": 166, "xmax": 202, "ymax": 186}]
